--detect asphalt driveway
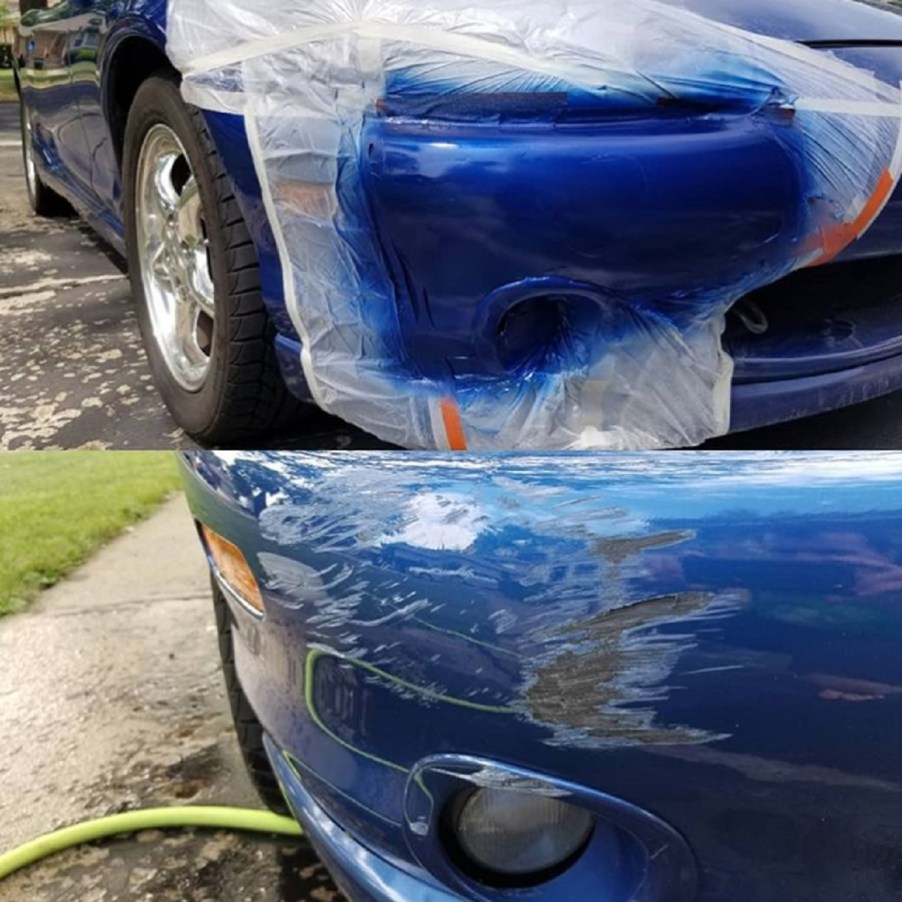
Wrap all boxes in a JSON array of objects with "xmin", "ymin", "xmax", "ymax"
[
  {"xmin": 4, "ymin": 98, "xmax": 902, "ymax": 451},
  {"xmin": 0, "ymin": 494, "xmax": 343, "ymax": 902},
  {"xmin": 0, "ymin": 103, "xmax": 379, "ymax": 452}
]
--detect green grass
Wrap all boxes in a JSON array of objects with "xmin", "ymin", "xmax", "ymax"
[
  {"xmin": 0, "ymin": 453, "xmax": 182, "ymax": 616},
  {"xmin": 0, "ymin": 69, "xmax": 16, "ymax": 104}
]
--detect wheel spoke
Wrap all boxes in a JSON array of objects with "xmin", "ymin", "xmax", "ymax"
[
  {"xmin": 152, "ymin": 152, "xmax": 181, "ymax": 217},
  {"xmin": 147, "ymin": 238, "xmax": 170, "ymax": 282},
  {"xmin": 176, "ymin": 176, "xmax": 203, "ymax": 247},
  {"xmin": 184, "ymin": 249, "xmax": 216, "ymax": 316},
  {"xmin": 173, "ymin": 175, "xmax": 215, "ymax": 316},
  {"xmin": 23, "ymin": 113, "xmax": 37, "ymax": 196},
  {"xmin": 175, "ymin": 297, "xmax": 205, "ymax": 365},
  {"xmin": 149, "ymin": 243, "xmax": 181, "ymax": 307},
  {"xmin": 141, "ymin": 205, "xmax": 165, "ymax": 246}
]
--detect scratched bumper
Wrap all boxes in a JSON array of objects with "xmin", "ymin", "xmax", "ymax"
[
  {"xmin": 182, "ymin": 451, "xmax": 902, "ymax": 902},
  {"xmin": 265, "ymin": 739, "xmax": 460, "ymax": 902}
]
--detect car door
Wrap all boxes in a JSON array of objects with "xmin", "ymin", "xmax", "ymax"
[
  {"xmin": 19, "ymin": 0, "xmax": 95, "ymax": 196},
  {"xmin": 66, "ymin": 1, "xmax": 106, "ymax": 194},
  {"xmin": 66, "ymin": 0, "xmax": 120, "ymax": 216}
]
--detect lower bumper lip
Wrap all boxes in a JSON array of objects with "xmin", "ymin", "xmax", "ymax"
[
  {"xmin": 266, "ymin": 737, "xmax": 460, "ymax": 902},
  {"xmin": 729, "ymin": 254, "xmax": 902, "ymax": 384}
]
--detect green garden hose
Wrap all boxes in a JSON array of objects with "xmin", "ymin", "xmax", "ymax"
[{"xmin": 0, "ymin": 806, "xmax": 303, "ymax": 882}]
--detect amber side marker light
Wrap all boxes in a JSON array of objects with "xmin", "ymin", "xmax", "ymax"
[{"xmin": 200, "ymin": 524, "xmax": 265, "ymax": 614}]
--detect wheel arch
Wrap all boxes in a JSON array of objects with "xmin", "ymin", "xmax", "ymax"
[{"xmin": 102, "ymin": 27, "xmax": 178, "ymax": 170}]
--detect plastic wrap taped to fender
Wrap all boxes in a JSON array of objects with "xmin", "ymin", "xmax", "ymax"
[{"xmin": 167, "ymin": 0, "xmax": 902, "ymax": 450}]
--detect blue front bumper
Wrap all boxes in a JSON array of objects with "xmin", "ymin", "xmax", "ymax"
[
  {"xmin": 183, "ymin": 451, "xmax": 902, "ymax": 901},
  {"xmin": 266, "ymin": 737, "xmax": 459, "ymax": 902},
  {"xmin": 205, "ymin": 105, "xmax": 902, "ymax": 443}
]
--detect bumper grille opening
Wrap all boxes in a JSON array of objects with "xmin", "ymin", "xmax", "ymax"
[{"xmin": 726, "ymin": 254, "xmax": 902, "ymax": 383}]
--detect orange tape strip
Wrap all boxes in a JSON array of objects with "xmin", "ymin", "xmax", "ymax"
[
  {"xmin": 808, "ymin": 167, "xmax": 896, "ymax": 267},
  {"xmin": 439, "ymin": 397, "xmax": 467, "ymax": 451}
]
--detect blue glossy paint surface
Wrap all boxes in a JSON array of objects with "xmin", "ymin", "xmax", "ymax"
[
  {"xmin": 182, "ymin": 451, "xmax": 902, "ymax": 901},
  {"xmin": 15, "ymin": 0, "xmax": 902, "ymax": 438},
  {"xmin": 364, "ymin": 110, "xmax": 805, "ymax": 382},
  {"xmin": 661, "ymin": 0, "xmax": 902, "ymax": 42}
]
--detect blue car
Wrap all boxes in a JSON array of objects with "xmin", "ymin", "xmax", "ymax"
[
  {"xmin": 16, "ymin": 1, "xmax": 902, "ymax": 449},
  {"xmin": 181, "ymin": 450, "xmax": 902, "ymax": 901}
]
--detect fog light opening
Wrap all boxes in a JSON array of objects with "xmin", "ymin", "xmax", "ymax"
[
  {"xmin": 442, "ymin": 788, "xmax": 594, "ymax": 888},
  {"xmin": 494, "ymin": 293, "xmax": 612, "ymax": 375},
  {"xmin": 496, "ymin": 296, "xmax": 565, "ymax": 370}
]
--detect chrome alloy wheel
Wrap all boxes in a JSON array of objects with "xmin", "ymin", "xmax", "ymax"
[
  {"xmin": 135, "ymin": 124, "xmax": 215, "ymax": 392},
  {"xmin": 22, "ymin": 109, "xmax": 37, "ymax": 203}
]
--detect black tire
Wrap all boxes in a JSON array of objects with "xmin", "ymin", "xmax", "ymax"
[
  {"xmin": 20, "ymin": 98, "xmax": 67, "ymax": 216},
  {"xmin": 213, "ymin": 579, "xmax": 290, "ymax": 815},
  {"xmin": 123, "ymin": 70, "xmax": 306, "ymax": 445}
]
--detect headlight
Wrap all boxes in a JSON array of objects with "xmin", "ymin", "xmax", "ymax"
[{"xmin": 451, "ymin": 787, "xmax": 593, "ymax": 884}]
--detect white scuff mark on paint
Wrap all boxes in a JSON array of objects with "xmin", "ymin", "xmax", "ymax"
[
  {"xmin": 257, "ymin": 553, "xmax": 339, "ymax": 609},
  {"xmin": 350, "ymin": 598, "xmax": 432, "ymax": 627},
  {"xmin": 258, "ymin": 551, "xmax": 433, "ymax": 629},
  {"xmin": 374, "ymin": 492, "xmax": 489, "ymax": 551},
  {"xmin": 489, "ymin": 608, "xmax": 519, "ymax": 635},
  {"xmin": 434, "ymin": 765, "xmax": 571, "ymax": 797}
]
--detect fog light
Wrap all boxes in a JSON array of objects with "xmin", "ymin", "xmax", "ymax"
[
  {"xmin": 200, "ymin": 524, "xmax": 264, "ymax": 614},
  {"xmin": 451, "ymin": 788, "xmax": 593, "ymax": 883}
]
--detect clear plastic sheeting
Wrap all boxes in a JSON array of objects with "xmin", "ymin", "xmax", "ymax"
[{"xmin": 167, "ymin": 0, "xmax": 902, "ymax": 450}]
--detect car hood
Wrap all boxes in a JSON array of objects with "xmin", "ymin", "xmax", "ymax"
[{"xmin": 661, "ymin": 0, "xmax": 902, "ymax": 43}]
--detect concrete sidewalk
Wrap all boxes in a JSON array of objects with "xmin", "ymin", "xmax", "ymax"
[{"xmin": 0, "ymin": 494, "xmax": 341, "ymax": 901}]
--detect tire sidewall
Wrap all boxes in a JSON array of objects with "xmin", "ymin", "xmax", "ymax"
[{"xmin": 123, "ymin": 74, "xmax": 233, "ymax": 438}]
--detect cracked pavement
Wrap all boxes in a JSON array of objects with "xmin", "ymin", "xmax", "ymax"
[
  {"xmin": 0, "ymin": 122, "xmax": 162, "ymax": 451},
  {"xmin": 0, "ymin": 494, "xmax": 344, "ymax": 902}
]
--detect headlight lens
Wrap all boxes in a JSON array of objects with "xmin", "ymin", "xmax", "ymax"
[{"xmin": 453, "ymin": 788, "xmax": 593, "ymax": 881}]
